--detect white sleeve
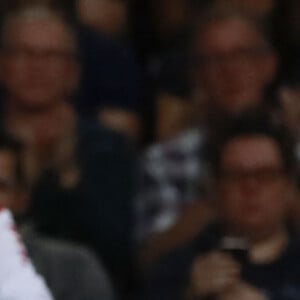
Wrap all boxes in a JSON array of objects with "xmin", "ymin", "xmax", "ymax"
[{"xmin": 0, "ymin": 208, "xmax": 53, "ymax": 300}]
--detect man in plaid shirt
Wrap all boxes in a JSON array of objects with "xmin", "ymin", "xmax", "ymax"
[{"xmin": 136, "ymin": 128, "xmax": 207, "ymax": 240}]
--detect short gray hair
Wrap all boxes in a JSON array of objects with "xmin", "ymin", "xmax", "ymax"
[{"xmin": 0, "ymin": 3, "xmax": 78, "ymax": 54}]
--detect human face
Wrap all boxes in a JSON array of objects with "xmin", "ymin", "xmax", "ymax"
[
  {"xmin": 217, "ymin": 136, "xmax": 291, "ymax": 239},
  {"xmin": 193, "ymin": 18, "xmax": 277, "ymax": 114},
  {"xmin": 0, "ymin": 16, "xmax": 79, "ymax": 109}
]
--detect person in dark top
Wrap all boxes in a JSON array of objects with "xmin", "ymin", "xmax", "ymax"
[
  {"xmin": 141, "ymin": 112, "xmax": 300, "ymax": 300},
  {"xmin": 76, "ymin": 25, "xmax": 143, "ymax": 142},
  {"xmin": 0, "ymin": 0, "xmax": 144, "ymax": 142},
  {"xmin": 0, "ymin": 3, "xmax": 137, "ymax": 297},
  {"xmin": 0, "ymin": 129, "xmax": 116, "ymax": 300}
]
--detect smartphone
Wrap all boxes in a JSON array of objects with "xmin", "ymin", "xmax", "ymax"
[{"xmin": 219, "ymin": 236, "xmax": 249, "ymax": 265}]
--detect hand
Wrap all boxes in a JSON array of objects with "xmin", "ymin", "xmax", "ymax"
[
  {"xmin": 217, "ymin": 281, "xmax": 268, "ymax": 300},
  {"xmin": 140, "ymin": 199, "xmax": 216, "ymax": 267},
  {"xmin": 189, "ymin": 251, "xmax": 241, "ymax": 298}
]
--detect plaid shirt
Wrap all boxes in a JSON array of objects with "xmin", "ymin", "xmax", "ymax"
[{"xmin": 136, "ymin": 128, "xmax": 209, "ymax": 241}]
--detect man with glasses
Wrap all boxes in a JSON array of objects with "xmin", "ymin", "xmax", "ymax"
[
  {"xmin": 141, "ymin": 113, "xmax": 300, "ymax": 300},
  {"xmin": 0, "ymin": 4, "xmax": 136, "ymax": 295}
]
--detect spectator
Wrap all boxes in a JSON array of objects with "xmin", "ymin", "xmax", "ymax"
[
  {"xmin": 0, "ymin": 130, "xmax": 115, "ymax": 300},
  {"xmin": 131, "ymin": 0, "xmax": 194, "ymax": 142},
  {"xmin": 0, "ymin": 3, "xmax": 136, "ymax": 296},
  {"xmin": 73, "ymin": 0, "xmax": 143, "ymax": 143},
  {"xmin": 1, "ymin": 0, "xmax": 144, "ymax": 143},
  {"xmin": 141, "ymin": 113, "xmax": 300, "ymax": 300},
  {"xmin": 0, "ymin": 133, "xmax": 53, "ymax": 300}
]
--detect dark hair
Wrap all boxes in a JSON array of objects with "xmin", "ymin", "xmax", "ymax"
[
  {"xmin": 206, "ymin": 110, "xmax": 296, "ymax": 177},
  {"xmin": 0, "ymin": 130, "xmax": 25, "ymax": 188}
]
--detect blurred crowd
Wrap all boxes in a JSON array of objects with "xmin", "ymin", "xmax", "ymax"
[{"xmin": 0, "ymin": 0, "xmax": 300, "ymax": 300}]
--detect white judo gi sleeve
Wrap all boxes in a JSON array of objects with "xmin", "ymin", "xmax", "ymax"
[{"xmin": 0, "ymin": 208, "xmax": 53, "ymax": 300}]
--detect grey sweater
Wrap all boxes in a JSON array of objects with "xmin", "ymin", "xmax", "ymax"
[{"xmin": 21, "ymin": 226, "xmax": 115, "ymax": 300}]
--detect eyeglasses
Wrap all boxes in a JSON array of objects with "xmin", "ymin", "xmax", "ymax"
[
  {"xmin": 195, "ymin": 47, "xmax": 271, "ymax": 68},
  {"xmin": 2, "ymin": 46, "xmax": 77, "ymax": 62},
  {"xmin": 218, "ymin": 167, "xmax": 286, "ymax": 185}
]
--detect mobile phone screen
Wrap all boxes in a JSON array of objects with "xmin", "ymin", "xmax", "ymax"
[{"xmin": 219, "ymin": 236, "xmax": 249, "ymax": 265}]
